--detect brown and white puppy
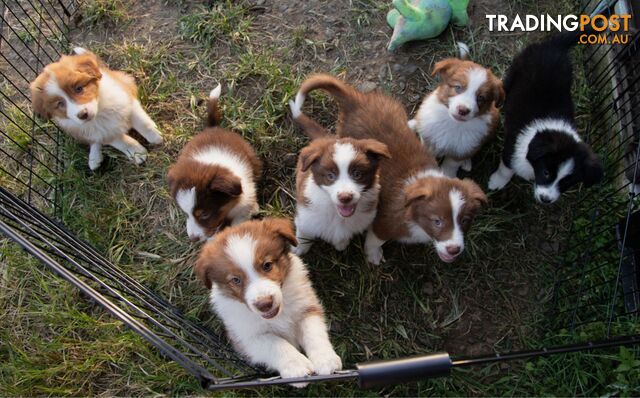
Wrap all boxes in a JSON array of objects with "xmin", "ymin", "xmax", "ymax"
[
  {"xmin": 290, "ymin": 74, "xmax": 488, "ymax": 264},
  {"xmin": 409, "ymin": 43, "xmax": 504, "ymax": 177},
  {"xmin": 30, "ymin": 47, "xmax": 162, "ymax": 170},
  {"xmin": 293, "ymin": 136, "xmax": 390, "ymax": 255},
  {"xmin": 195, "ymin": 218, "xmax": 342, "ymax": 385},
  {"xmin": 167, "ymin": 85, "xmax": 261, "ymax": 242}
]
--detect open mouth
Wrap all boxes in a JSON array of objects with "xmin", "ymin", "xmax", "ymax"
[
  {"xmin": 337, "ymin": 203, "xmax": 357, "ymax": 218},
  {"xmin": 451, "ymin": 114, "xmax": 468, "ymax": 122},
  {"xmin": 261, "ymin": 306, "xmax": 280, "ymax": 320},
  {"xmin": 437, "ymin": 251, "xmax": 458, "ymax": 263}
]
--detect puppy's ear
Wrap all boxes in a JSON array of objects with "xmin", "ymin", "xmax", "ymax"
[
  {"xmin": 462, "ymin": 178, "xmax": 489, "ymax": 208},
  {"xmin": 578, "ymin": 144, "xmax": 604, "ymax": 187},
  {"xmin": 492, "ymin": 78, "xmax": 506, "ymax": 108},
  {"xmin": 75, "ymin": 54, "xmax": 102, "ymax": 81},
  {"xmin": 361, "ymin": 139, "xmax": 391, "ymax": 161},
  {"xmin": 265, "ymin": 218, "xmax": 298, "ymax": 247},
  {"xmin": 404, "ymin": 183, "xmax": 432, "ymax": 208},
  {"xmin": 166, "ymin": 167, "xmax": 178, "ymax": 197},
  {"xmin": 298, "ymin": 144, "xmax": 323, "ymax": 172},
  {"xmin": 209, "ymin": 173, "xmax": 242, "ymax": 197},
  {"xmin": 432, "ymin": 58, "xmax": 459, "ymax": 79},
  {"xmin": 30, "ymin": 75, "xmax": 51, "ymax": 120},
  {"xmin": 194, "ymin": 251, "xmax": 214, "ymax": 290}
]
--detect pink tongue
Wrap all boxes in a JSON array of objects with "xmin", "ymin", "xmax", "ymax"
[{"xmin": 337, "ymin": 204, "xmax": 356, "ymax": 217}]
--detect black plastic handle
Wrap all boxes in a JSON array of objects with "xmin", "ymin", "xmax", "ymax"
[{"xmin": 356, "ymin": 352, "xmax": 452, "ymax": 389}]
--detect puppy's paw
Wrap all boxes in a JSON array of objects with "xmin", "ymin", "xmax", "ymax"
[
  {"xmin": 488, "ymin": 171, "xmax": 508, "ymax": 191},
  {"xmin": 309, "ymin": 350, "xmax": 342, "ymax": 375},
  {"xmin": 144, "ymin": 127, "xmax": 163, "ymax": 145},
  {"xmin": 279, "ymin": 354, "xmax": 314, "ymax": 388},
  {"xmin": 88, "ymin": 153, "xmax": 103, "ymax": 171},
  {"xmin": 407, "ymin": 119, "xmax": 418, "ymax": 131},
  {"xmin": 461, "ymin": 159, "xmax": 472, "ymax": 172},
  {"xmin": 132, "ymin": 150, "xmax": 148, "ymax": 165},
  {"xmin": 73, "ymin": 47, "xmax": 87, "ymax": 55},
  {"xmin": 366, "ymin": 246, "xmax": 385, "ymax": 265},
  {"xmin": 333, "ymin": 239, "xmax": 349, "ymax": 252},
  {"xmin": 292, "ymin": 243, "xmax": 311, "ymax": 256}
]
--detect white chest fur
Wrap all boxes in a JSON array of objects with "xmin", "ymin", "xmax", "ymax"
[{"xmin": 414, "ymin": 92, "xmax": 492, "ymax": 158}]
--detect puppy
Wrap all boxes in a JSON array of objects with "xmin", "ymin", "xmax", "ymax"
[
  {"xmin": 290, "ymin": 74, "xmax": 487, "ymax": 264},
  {"xmin": 409, "ymin": 43, "xmax": 504, "ymax": 178},
  {"xmin": 195, "ymin": 218, "xmax": 342, "ymax": 385},
  {"xmin": 30, "ymin": 47, "xmax": 162, "ymax": 170},
  {"xmin": 292, "ymin": 136, "xmax": 390, "ymax": 255},
  {"xmin": 488, "ymin": 33, "xmax": 604, "ymax": 203},
  {"xmin": 167, "ymin": 85, "xmax": 261, "ymax": 242}
]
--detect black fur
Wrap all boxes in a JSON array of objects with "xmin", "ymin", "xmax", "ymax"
[{"xmin": 500, "ymin": 32, "xmax": 603, "ymax": 199}]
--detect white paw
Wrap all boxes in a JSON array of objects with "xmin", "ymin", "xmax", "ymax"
[
  {"xmin": 488, "ymin": 171, "xmax": 508, "ymax": 191},
  {"xmin": 131, "ymin": 150, "xmax": 148, "ymax": 165},
  {"xmin": 88, "ymin": 153, "xmax": 103, "ymax": 171},
  {"xmin": 309, "ymin": 350, "xmax": 342, "ymax": 375},
  {"xmin": 73, "ymin": 47, "xmax": 87, "ymax": 55},
  {"xmin": 145, "ymin": 129, "xmax": 163, "ymax": 145},
  {"xmin": 333, "ymin": 239, "xmax": 349, "ymax": 251},
  {"xmin": 366, "ymin": 246, "xmax": 385, "ymax": 265},
  {"xmin": 407, "ymin": 119, "xmax": 418, "ymax": 131},
  {"xmin": 279, "ymin": 354, "xmax": 314, "ymax": 388},
  {"xmin": 461, "ymin": 159, "xmax": 472, "ymax": 172},
  {"xmin": 292, "ymin": 242, "xmax": 311, "ymax": 256},
  {"xmin": 441, "ymin": 166, "xmax": 459, "ymax": 178}
]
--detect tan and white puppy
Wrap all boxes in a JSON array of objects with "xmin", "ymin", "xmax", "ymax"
[
  {"xmin": 293, "ymin": 136, "xmax": 390, "ymax": 255},
  {"xmin": 409, "ymin": 44, "xmax": 504, "ymax": 178},
  {"xmin": 167, "ymin": 85, "xmax": 261, "ymax": 242},
  {"xmin": 290, "ymin": 74, "xmax": 488, "ymax": 265},
  {"xmin": 30, "ymin": 47, "xmax": 162, "ymax": 170},
  {"xmin": 195, "ymin": 218, "xmax": 342, "ymax": 385}
]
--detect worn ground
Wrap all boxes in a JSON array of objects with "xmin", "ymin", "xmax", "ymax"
[{"xmin": 2, "ymin": 0, "xmax": 639, "ymax": 396}]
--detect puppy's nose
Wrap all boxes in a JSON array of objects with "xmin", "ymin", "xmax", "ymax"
[
  {"xmin": 77, "ymin": 110, "xmax": 89, "ymax": 120},
  {"xmin": 338, "ymin": 192, "xmax": 353, "ymax": 204},
  {"xmin": 188, "ymin": 234, "xmax": 200, "ymax": 243},
  {"xmin": 457, "ymin": 106, "xmax": 470, "ymax": 116},
  {"xmin": 446, "ymin": 245, "xmax": 461, "ymax": 256},
  {"xmin": 539, "ymin": 195, "xmax": 552, "ymax": 204},
  {"xmin": 254, "ymin": 296, "xmax": 274, "ymax": 312}
]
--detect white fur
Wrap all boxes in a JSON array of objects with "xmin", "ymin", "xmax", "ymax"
[
  {"xmin": 448, "ymin": 68, "xmax": 488, "ymax": 121},
  {"xmin": 410, "ymin": 91, "xmax": 493, "ymax": 177},
  {"xmin": 365, "ymin": 228, "xmax": 386, "ymax": 265},
  {"xmin": 457, "ymin": 42, "xmax": 470, "ymax": 59},
  {"xmin": 47, "ymin": 68, "xmax": 162, "ymax": 169},
  {"xmin": 433, "ymin": 190, "xmax": 464, "ymax": 261},
  {"xmin": 295, "ymin": 142, "xmax": 380, "ymax": 254},
  {"xmin": 288, "ymin": 91, "xmax": 306, "ymax": 119},
  {"xmin": 210, "ymin": 245, "xmax": 341, "ymax": 386},
  {"xmin": 489, "ymin": 117, "xmax": 580, "ymax": 192},
  {"xmin": 177, "ymin": 147, "xmax": 258, "ymax": 241},
  {"xmin": 534, "ymin": 158, "xmax": 574, "ymax": 203},
  {"xmin": 210, "ymin": 83, "xmax": 222, "ymax": 100}
]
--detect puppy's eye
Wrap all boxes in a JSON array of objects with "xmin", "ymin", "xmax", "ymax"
[
  {"xmin": 74, "ymin": 85, "xmax": 83, "ymax": 94},
  {"xmin": 199, "ymin": 211, "xmax": 212, "ymax": 220},
  {"xmin": 352, "ymin": 170, "xmax": 362, "ymax": 179},
  {"xmin": 477, "ymin": 95, "xmax": 486, "ymax": 103},
  {"xmin": 56, "ymin": 100, "xmax": 65, "ymax": 109},
  {"xmin": 326, "ymin": 172, "xmax": 337, "ymax": 181},
  {"xmin": 262, "ymin": 262, "xmax": 273, "ymax": 272},
  {"xmin": 543, "ymin": 169, "xmax": 550, "ymax": 179},
  {"xmin": 461, "ymin": 217, "xmax": 471, "ymax": 225},
  {"xmin": 432, "ymin": 218, "xmax": 443, "ymax": 227},
  {"xmin": 452, "ymin": 84, "xmax": 463, "ymax": 94},
  {"xmin": 230, "ymin": 276, "xmax": 241, "ymax": 286}
]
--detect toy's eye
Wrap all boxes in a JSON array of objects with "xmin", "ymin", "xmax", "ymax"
[
  {"xmin": 230, "ymin": 276, "xmax": 241, "ymax": 285},
  {"xmin": 352, "ymin": 169, "xmax": 362, "ymax": 179},
  {"xmin": 262, "ymin": 262, "xmax": 273, "ymax": 272},
  {"xmin": 327, "ymin": 172, "xmax": 337, "ymax": 181},
  {"xmin": 432, "ymin": 218, "xmax": 443, "ymax": 227},
  {"xmin": 74, "ymin": 85, "xmax": 83, "ymax": 93}
]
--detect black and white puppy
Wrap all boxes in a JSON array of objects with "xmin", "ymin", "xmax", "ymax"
[{"xmin": 488, "ymin": 33, "xmax": 603, "ymax": 203}]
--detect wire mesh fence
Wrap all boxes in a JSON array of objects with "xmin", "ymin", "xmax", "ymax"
[{"xmin": 1, "ymin": 0, "xmax": 640, "ymax": 392}]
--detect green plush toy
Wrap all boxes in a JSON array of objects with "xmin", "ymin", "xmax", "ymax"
[{"xmin": 386, "ymin": 0, "xmax": 470, "ymax": 51}]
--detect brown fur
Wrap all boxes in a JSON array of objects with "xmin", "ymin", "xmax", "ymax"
[
  {"xmin": 292, "ymin": 74, "xmax": 488, "ymax": 243},
  {"xmin": 195, "ymin": 218, "xmax": 297, "ymax": 300}
]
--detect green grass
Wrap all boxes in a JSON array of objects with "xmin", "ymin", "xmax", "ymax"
[{"xmin": 2, "ymin": 0, "xmax": 639, "ymax": 395}]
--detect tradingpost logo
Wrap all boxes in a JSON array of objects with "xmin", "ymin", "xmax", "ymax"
[{"xmin": 486, "ymin": 14, "xmax": 632, "ymax": 45}]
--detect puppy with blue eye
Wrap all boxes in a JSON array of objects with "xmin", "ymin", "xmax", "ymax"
[
  {"xmin": 292, "ymin": 136, "xmax": 390, "ymax": 255},
  {"xmin": 488, "ymin": 33, "xmax": 603, "ymax": 203}
]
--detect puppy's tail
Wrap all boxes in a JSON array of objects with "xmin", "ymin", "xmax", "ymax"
[
  {"xmin": 456, "ymin": 42, "xmax": 471, "ymax": 59},
  {"xmin": 206, "ymin": 84, "xmax": 222, "ymax": 128},
  {"xmin": 289, "ymin": 74, "xmax": 360, "ymax": 140}
]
